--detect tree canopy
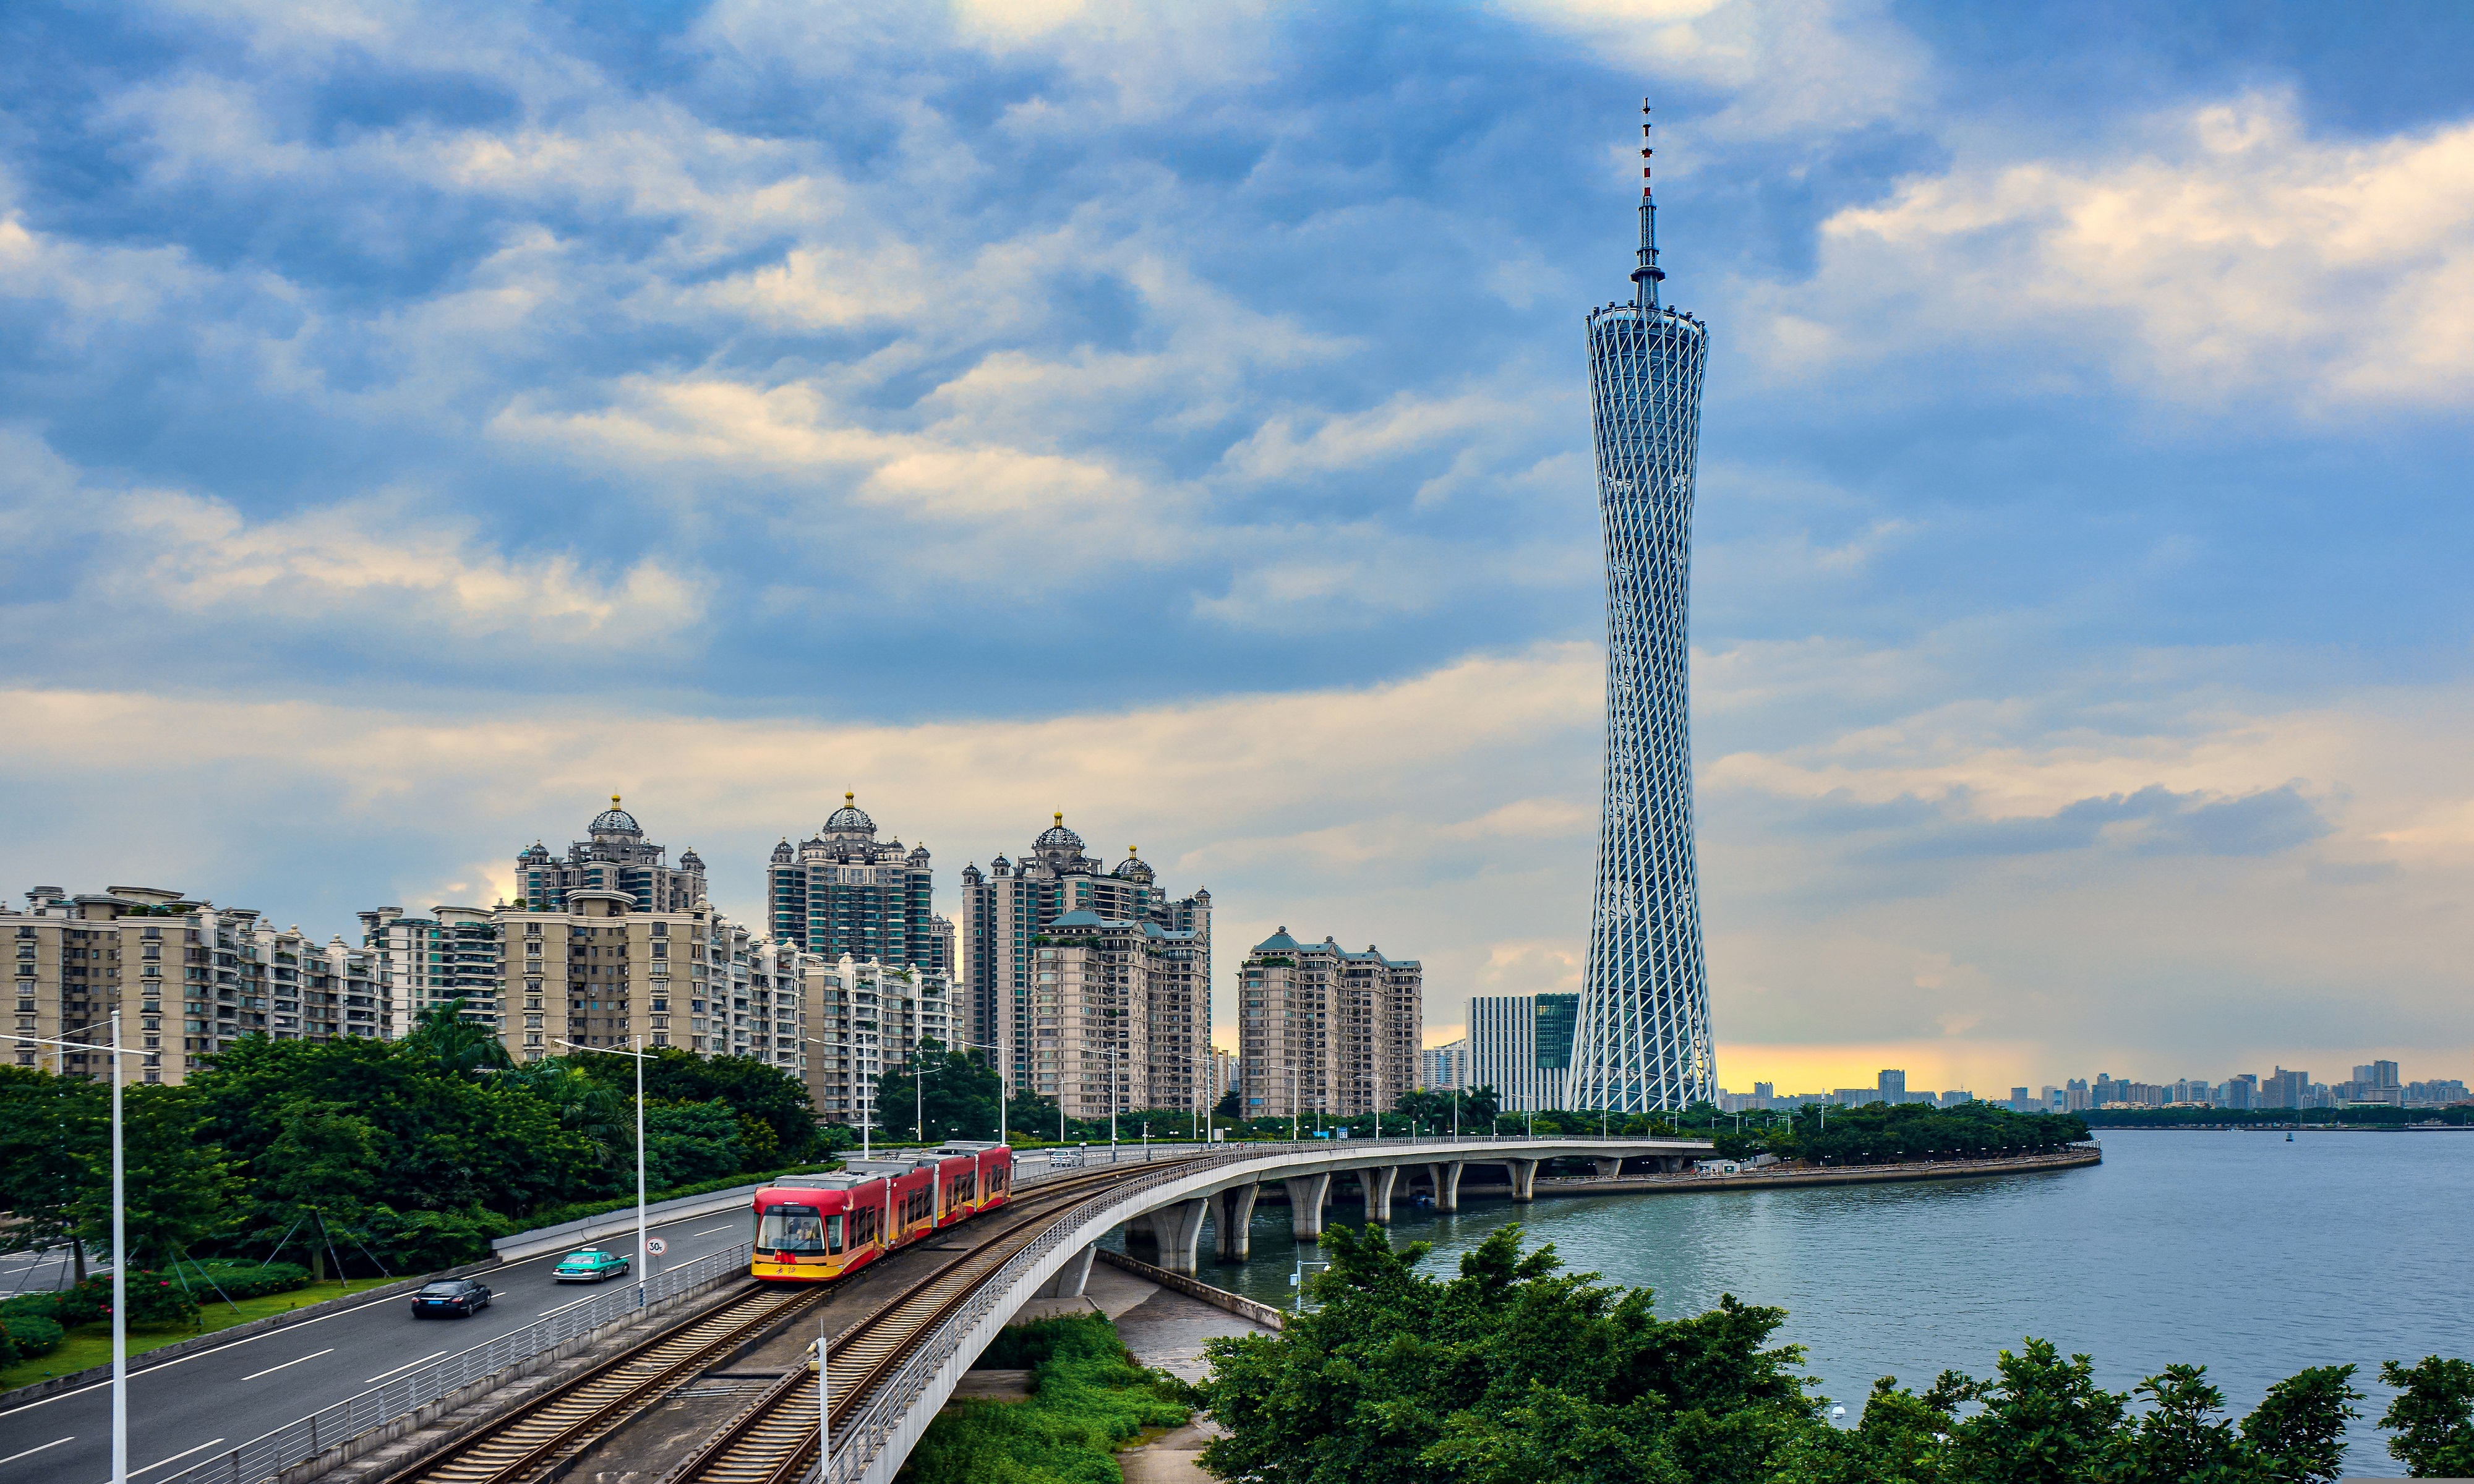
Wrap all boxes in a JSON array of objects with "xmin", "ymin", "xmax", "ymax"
[{"xmin": 1203, "ymin": 1222, "xmax": 2383, "ymax": 1484}]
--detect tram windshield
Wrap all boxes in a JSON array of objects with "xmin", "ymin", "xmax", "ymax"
[{"xmin": 759, "ymin": 1203, "xmax": 830, "ymax": 1253}]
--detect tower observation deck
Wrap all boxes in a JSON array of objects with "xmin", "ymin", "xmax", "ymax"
[{"xmin": 1570, "ymin": 104, "xmax": 1715, "ymax": 1112}]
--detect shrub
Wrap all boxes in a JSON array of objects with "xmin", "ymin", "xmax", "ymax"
[
  {"xmin": 358, "ymin": 1207, "xmax": 497, "ymax": 1272},
  {"xmin": 74, "ymin": 1271, "xmax": 199, "ymax": 1327},
  {"xmin": 0, "ymin": 1312, "xmax": 65, "ymax": 1357},
  {"xmin": 909, "ymin": 1313, "xmax": 1190, "ymax": 1484},
  {"xmin": 187, "ymin": 1260, "xmax": 310, "ymax": 1300}
]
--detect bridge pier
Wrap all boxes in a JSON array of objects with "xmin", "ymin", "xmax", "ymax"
[
  {"xmin": 1284, "ymin": 1172, "xmax": 1332, "ymax": 1241},
  {"xmin": 1592, "ymin": 1157, "xmax": 1622, "ymax": 1179},
  {"xmin": 1355, "ymin": 1164, "xmax": 1400, "ymax": 1223},
  {"xmin": 1034, "ymin": 1241, "xmax": 1096, "ymax": 1298},
  {"xmin": 1507, "ymin": 1158, "xmax": 1540, "ymax": 1202},
  {"xmin": 1425, "ymin": 1161, "xmax": 1465, "ymax": 1213},
  {"xmin": 1213, "ymin": 1183, "xmax": 1260, "ymax": 1261},
  {"xmin": 1140, "ymin": 1198, "xmax": 1210, "ymax": 1273}
]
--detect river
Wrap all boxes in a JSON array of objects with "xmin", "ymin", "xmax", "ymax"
[{"xmin": 1118, "ymin": 1130, "xmax": 2473, "ymax": 1475}]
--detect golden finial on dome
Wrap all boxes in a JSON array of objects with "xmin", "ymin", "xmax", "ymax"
[
  {"xmin": 1055, "ymin": 811, "xmax": 1064, "ymax": 825},
  {"xmin": 611, "ymin": 793, "xmax": 621, "ymax": 806},
  {"xmin": 845, "ymin": 791, "xmax": 855, "ymax": 804}
]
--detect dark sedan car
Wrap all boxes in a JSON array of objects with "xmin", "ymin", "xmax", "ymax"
[{"xmin": 409, "ymin": 1277, "xmax": 493, "ymax": 1318}]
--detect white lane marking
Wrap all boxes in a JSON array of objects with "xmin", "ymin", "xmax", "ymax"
[
  {"xmin": 690, "ymin": 1226, "xmax": 734, "ymax": 1237},
  {"xmin": 0, "ymin": 1436, "xmax": 72, "ymax": 1467},
  {"xmin": 123, "ymin": 1436, "xmax": 225, "ymax": 1478},
  {"xmin": 0, "ymin": 1206, "xmax": 750, "ymax": 1416},
  {"xmin": 537, "ymin": 1294, "xmax": 596, "ymax": 1318},
  {"xmin": 361, "ymin": 1349, "xmax": 448, "ymax": 1384},
  {"xmin": 239, "ymin": 1347, "xmax": 333, "ymax": 1381}
]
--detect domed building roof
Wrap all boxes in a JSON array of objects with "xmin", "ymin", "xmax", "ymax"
[
  {"xmin": 590, "ymin": 795, "xmax": 641, "ymax": 835},
  {"xmin": 771, "ymin": 838, "xmax": 794, "ymax": 864},
  {"xmin": 678, "ymin": 847, "xmax": 704, "ymax": 869},
  {"xmin": 1034, "ymin": 811, "xmax": 1084, "ymax": 853},
  {"xmin": 1113, "ymin": 848, "xmax": 1154, "ymax": 883},
  {"xmin": 823, "ymin": 791, "xmax": 876, "ymax": 834}
]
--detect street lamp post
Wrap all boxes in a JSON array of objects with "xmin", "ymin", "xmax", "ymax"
[
  {"xmin": 939, "ymin": 1034, "xmax": 1011, "ymax": 1147},
  {"xmin": 555, "ymin": 1036, "xmax": 648, "ymax": 1303},
  {"xmin": 19, "ymin": 1017, "xmax": 128, "ymax": 1484}
]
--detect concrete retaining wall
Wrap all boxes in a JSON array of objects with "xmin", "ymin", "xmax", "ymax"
[{"xmin": 1093, "ymin": 1247, "xmax": 1284, "ymax": 1331}]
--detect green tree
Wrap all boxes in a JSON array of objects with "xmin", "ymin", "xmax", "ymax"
[
  {"xmin": 75, "ymin": 1086, "xmax": 239, "ymax": 1273},
  {"xmin": 876, "ymin": 1039, "xmax": 1003, "ymax": 1142},
  {"xmin": 2238, "ymin": 1365, "xmax": 2358, "ymax": 1483},
  {"xmin": 403, "ymin": 999, "xmax": 514, "ymax": 1076},
  {"xmin": 1943, "ymin": 1339, "xmax": 2125, "ymax": 1484},
  {"xmin": 644, "ymin": 1099, "xmax": 745, "ymax": 1187},
  {"xmin": 1201, "ymin": 1222, "xmax": 1818, "ymax": 1484},
  {"xmin": 254, "ymin": 1100, "xmax": 380, "ymax": 1281},
  {"xmin": 1462, "ymin": 1083, "xmax": 1502, "ymax": 1127},
  {"xmin": 1768, "ymin": 1378, "xmax": 1956, "ymax": 1484},
  {"xmin": 570, "ymin": 1047, "xmax": 822, "ymax": 1159},
  {"xmin": 0, "ymin": 1067, "xmax": 105, "ymax": 1280},
  {"xmin": 2380, "ymin": 1357, "xmax": 2474, "ymax": 1478}
]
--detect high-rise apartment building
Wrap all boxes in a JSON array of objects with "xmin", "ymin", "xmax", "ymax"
[
  {"xmin": 1572, "ymin": 105, "xmax": 1715, "ymax": 1113},
  {"xmin": 515, "ymin": 798, "xmax": 706, "ymax": 913},
  {"xmin": 1419, "ymin": 1038, "xmax": 1468, "ymax": 1091},
  {"xmin": 1467, "ymin": 994, "xmax": 1572, "ymax": 1112},
  {"xmin": 359, "ymin": 904, "xmax": 506, "ymax": 1034},
  {"xmin": 11, "ymin": 885, "xmax": 380, "ymax": 1086},
  {"xmin": 806, "ymin": 955, "xmax": 952, "ymax": 1128},
  {"xmin": 766, "ymin": 795, "xmax": 948, "ymax": 973},
  {"xmin": 1238, "ymin": 929, "xmax": 1420, "ymax": 1122},
  {"xmin": 1022, "ymin": 909, "xmax": 1206, "ymax": 1119},
  {"xmin": 959, "ymin": 816, "xmax": 1210, "ymax": 1104}
]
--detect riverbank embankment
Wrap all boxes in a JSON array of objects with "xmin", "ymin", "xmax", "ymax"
[{"xmin": 1468, "ymin": 1146, "xmax": 2102, "ymax": 1201}]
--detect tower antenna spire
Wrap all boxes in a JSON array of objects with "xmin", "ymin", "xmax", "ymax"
[{"xmin": 1632, "ymin": 98, "xmax": 1666, "ymax": 311}]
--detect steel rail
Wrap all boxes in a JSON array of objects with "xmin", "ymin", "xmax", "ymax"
[{"xmin": 387, "ymin": 1162, "xmax": 1154, "ymax": 1484}]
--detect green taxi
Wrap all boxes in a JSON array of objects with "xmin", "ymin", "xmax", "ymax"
[{"xmin": 552, "ymin": 1247, "xmax": 631, "ymax": 1283}]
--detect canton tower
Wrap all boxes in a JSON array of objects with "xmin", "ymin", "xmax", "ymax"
[{"xmin": 1568, "ymin": 104, "xmax": 1715, "ymax": 1112}]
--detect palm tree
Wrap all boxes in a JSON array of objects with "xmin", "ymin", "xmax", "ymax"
[{"xmin": 405, "ymin": 999, "xmax": 515, "ymax": 1077}]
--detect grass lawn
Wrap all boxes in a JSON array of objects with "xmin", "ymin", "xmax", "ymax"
[
  {"xmin": 1, "ymin": 1277, "xmax": 396, "ymax": 1394},
  {"xmin": 904, "ymin": 1313, "xmax": 1192, "ymax": 1484}
]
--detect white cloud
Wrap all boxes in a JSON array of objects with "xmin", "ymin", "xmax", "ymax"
[
  {"xmin": 1758, "ymin": 92, "xmax": 2474, "ymax": 406},
  {"xmin": 0, "ymin": 430, "xmax": 703, "ymax": 647},
  {"xmin": 1493, "ymin": 0, "xmax": 1930, "ymax": 139}
]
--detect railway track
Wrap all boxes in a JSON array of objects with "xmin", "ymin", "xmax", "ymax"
[
  {"xmin": 381, "ymin": 1159, "xmax": 1192, "ymax": 1484},
  {"xmin": 659, "ymin": 1154, "xmax": 1217, "ymax": 1484}
]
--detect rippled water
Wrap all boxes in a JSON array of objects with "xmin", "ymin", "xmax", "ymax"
[{"xmin": 1130, "ymin": 1132, "xmax": 2474, "ymax": 1475}]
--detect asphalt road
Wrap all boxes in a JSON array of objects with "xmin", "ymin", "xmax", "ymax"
[{"xmin": 0, "ymin": 1206, "xmax": 758, "ymax": 1484}]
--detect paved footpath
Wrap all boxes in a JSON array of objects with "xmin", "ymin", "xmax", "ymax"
[{"xmin": 0, "ymin": 1208, "xmax": 754, "ymax": 1484}]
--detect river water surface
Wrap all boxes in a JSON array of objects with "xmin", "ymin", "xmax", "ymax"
[{"xmin": 1132, "ymin": 1131, "xmax": 2472, "ymax": 1475}]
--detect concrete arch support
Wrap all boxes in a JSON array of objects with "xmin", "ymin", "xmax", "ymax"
[
  {"xmin": 1144, "ymin": 1198, "xmax": 1210, "ymax": 1274},
  {"xmin": 1283, "ymin": 1172, "xmax": 1332, "ymax": 1241},
  {"xmin": 1426, "ymin": 1161, "xmax": 1466, "ymax": 1213},
  {"xmin": 1214, "ymin": 1183, "xmax": 1261, "ymax": 1262},
  {"xmin": 1355, "ymin": 1164, "xmax": 1400, "ymax": 1224},
  {"xmin": 1508, "ymin": 1158, "xmax": 1540, "ymax": 1202},
  {"xmin": 1034, "ymin": 1241, "xmax": 1097, "ymax": 1298}
]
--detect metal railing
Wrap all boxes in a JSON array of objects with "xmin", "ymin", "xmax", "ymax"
[
  {"xmin": 811, "ymin": 1143, "xmax": 1320, "ymax": 1484},
  {"xmin": 159, "ymin": 1242, "xmax": 753, "ymax": 1484}
]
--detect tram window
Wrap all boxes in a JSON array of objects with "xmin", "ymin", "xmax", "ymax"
[
  {"xmin": 826, "ymin": 1214, "xmax": 845, "ymax": 1253},
  {"xmin": 759, "ymin": 1204, "xmax": 826, "ymax": 1252}
]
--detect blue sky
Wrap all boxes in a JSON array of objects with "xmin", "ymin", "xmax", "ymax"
[{"xmin": 4, "ymin": 0, "xmax": 2470, "ymax": 1093}]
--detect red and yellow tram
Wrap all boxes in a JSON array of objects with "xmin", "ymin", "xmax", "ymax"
[{"xmin": 751, "ymin": 1141, "xmax": 1013, "ymax": 1283}]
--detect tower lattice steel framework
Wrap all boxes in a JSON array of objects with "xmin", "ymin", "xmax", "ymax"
[{"xmin": 1569, "ymin": 104, "xmax": 1715, "ymax": 1112}]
